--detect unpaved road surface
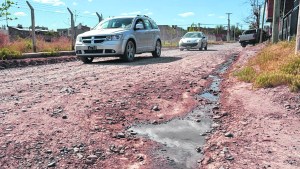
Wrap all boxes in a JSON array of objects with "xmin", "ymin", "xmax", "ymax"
[
  {"xmin": 3, "ymin": 43, "xmax": 299, "ymax": 169},
  {"xmin": 0, "ymin": 43, "xmax": 242, "ymax": 168}
]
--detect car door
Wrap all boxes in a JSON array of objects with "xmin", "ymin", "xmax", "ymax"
[
  {"xmin": 143, "ymin": 19, "xmax": 155, "ymax": 51},
  {"xmin": 133, "ymin": 19, "xmax": 148, "ymax": 53}
]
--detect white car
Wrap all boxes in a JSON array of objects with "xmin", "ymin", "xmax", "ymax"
[
  {"xmin": 75, "ymin": 15, "xmax": 161, "ymax": 63},
  {"xmin": 179, "ymin": 32, "xmax": 208, "ymax": 51}
]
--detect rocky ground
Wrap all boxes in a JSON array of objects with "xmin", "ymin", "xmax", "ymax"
[
  {"xmin": 201, "ymin": 44, "xmax": 300, "ymax": 169},
  {"xmin": 0, "ymin": 43, "xmax": 298, "ymax": 169}
]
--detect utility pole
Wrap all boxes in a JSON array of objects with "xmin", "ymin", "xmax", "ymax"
[
  {"xmin": 272, "ymin": 0, "xmax": 280, "ymax": 43},
  {"xmin": 96, "ymin": 12, "xmax": 103, "ymax": 23},
  {"xmin": 295, "ymin": 0, "xmax": 300, "ymax": 54},
  {"xmin": 67, "ymin": 8, "xmax": 75, "ymax": 50},
  {"xmin": 26, "ymin": 1, "xmax": 36, "ymax": 52},
  {"xmin": 260, "ymin": 0, "xmax": 267, "ymax": 43},
  {"xmin": 226, "ymin": 13, "xmax": 232, "ymax": 42}
]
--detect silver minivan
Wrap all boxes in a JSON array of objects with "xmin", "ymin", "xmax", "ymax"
[{"xmin": 75, "ymin": 15, "xmax": 161, "ymax": 63}]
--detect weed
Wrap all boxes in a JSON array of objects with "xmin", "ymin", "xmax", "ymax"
[
  {"xmin": 234, "ymin": 66, "xmax": 256, "ymax": 82},
  {"xmin": 234, "ymin": 41, "xmax": 300, "ymax": 92}
]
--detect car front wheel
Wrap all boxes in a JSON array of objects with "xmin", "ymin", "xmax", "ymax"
[
  {"xmin": 80, "ymin": 56, "xmax": 94, "ymax": 63},
  {"xmin": 122, "ymin": 40, "xmax": 135, "ymax": 62},
  {"xmin": 152, "ymin": 40, "xmax": 161, "ymax": 57}
]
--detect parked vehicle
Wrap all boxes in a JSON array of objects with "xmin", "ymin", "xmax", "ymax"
[
  {"xmin": 179, "ymin": 32, "xmax": 208, "ymax": 51},
  {"xmin": 239, "ymin": 29, "xmax": 269, "ymax": 47},
  {"xmin": 75, "ymin": 15, "xmax": 161, "ymax": 63}
]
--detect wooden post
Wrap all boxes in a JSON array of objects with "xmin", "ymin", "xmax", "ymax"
[
  {"xmin": 260, "ymin": 0, "xmax": 267, "ymax": 43},
  {"xmin": 67, "ymin": 8, "xmax": 75, "ymax": 50},
  {"xmin": 96, "ymin": 12, "xmax": 103, "ymax": 23},
  {"xmin": 272, "ymin": 0, "xmax": 280, "ymax": 43},
  {"xmin": 295, "ymin": 1, "xmax": 300, "ymax": 54},
  {"xmin": 26, "ymin": 1, "xmax": 36, "ymax": 52}
]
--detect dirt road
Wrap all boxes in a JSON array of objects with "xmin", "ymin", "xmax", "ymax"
[{"xmin": 0, "ymin": 44, "xmax": 241, "ymax": 168}]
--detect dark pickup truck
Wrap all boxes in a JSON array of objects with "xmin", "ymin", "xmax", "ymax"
[{"xmin": 239, "ymin": 29, "xmax": 269, "ymax": 47}]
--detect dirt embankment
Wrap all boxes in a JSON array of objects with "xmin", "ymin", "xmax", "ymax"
[{"xmin": 201, "ymin": 44, "xmax": 300, "ymax": 169}]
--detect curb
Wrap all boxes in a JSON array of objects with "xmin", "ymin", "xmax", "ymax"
[{"xmin": 21, "ymin": 51, "xmax": 76, "ymax": 59}]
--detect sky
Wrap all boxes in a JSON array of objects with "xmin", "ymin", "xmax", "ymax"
[{"xmin": 1, "ymin": 0, "xmax": 257, "ymax": 30}]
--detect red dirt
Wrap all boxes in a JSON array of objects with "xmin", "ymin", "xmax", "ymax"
[
  {"xmin": 0, "ymin": 44, "xmax": 240, "ymax": 169},
  {"xmin": 1, "ymin": 43, "xmax": 298, "ymax": 169},
  {"xmin": 201, "ymin": 44, "xmax": 300, "ymax": 169}
]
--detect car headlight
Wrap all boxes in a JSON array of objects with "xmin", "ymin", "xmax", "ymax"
[
  {"xmin": 76, "ymin": 36, "xmax": 82, "ymax": 43},
  {"xmin": 106, "ymin": 34, "xmax": 123, "ymax": 41}
]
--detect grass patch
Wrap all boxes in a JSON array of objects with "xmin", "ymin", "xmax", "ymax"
[
  {"xmin": 234, "ymin": 66, "xmax": 256, "ymax": 82},
  {"xmin": 234, "ymin": 41, "xmax": 300, "ymax": 92},
  {"xmin": 0, "ymin": 36, "xmax": 71, "ymax": 60}
]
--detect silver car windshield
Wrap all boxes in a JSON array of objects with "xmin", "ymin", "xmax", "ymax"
[
  {"xmin": 183, "ymin": 32, "xmax": 202, "ymax": 38},
  {"xmin": 94, "ymin": 18, "xmax": 134, "ymax": 30}
]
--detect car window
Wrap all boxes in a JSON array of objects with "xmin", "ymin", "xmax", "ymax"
[
  {"xmin": 244, "ymin": 30, "xmax": 256, "ymax": 34},
  {"xmin": 144, "ymin": 19, "xmax": 153, "ymax": 30},
  {"xmin": 184, "ymin": 32, "xmax": 202, "ymax": 38},
  {"xmin": 150, "ymin": 20, "xmax": 158, "ymax": 29},
  {"xmin": 135, "ymin": 19, "xmax": 145, "ymax": 29},
  {"xmin": 94, "ymin": 18, "xmax": 133, "ymax": 29}
]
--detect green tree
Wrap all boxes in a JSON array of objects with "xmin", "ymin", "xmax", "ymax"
[
  {"xmin": 214, "ymin": 25, "xmax": 225, "ymax": 35},
  {"xmin": 0, "ymin": 0, "xmax": 17, "ymax": 26}
]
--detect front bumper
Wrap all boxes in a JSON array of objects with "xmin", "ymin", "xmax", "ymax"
[
  {"xmin": 179, "ymin": 42, "xmax": 201, "ymax": 49},
  {"xmin": 75, "ymin": 40, "xmax": 125, "ymax": 57}
]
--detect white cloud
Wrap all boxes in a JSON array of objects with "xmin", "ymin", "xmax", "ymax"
[
  {"xmin": 178, "ymin": 12, "xmax": 194, "ymax": 18},
  {"xmin": 72, "ymin": 2, "xmax": 77, "ymax": 6},
  {"xmin": 55, "ymin": 10, "xmax": 65, "ymax": 13},
  {"xmin": 121, "ymin": 11, "xmax": 141, "ymax": 16},
  {"xmin": 88, "ymin": 0, "xmax": 93, "ymax": 2},
  {"xmin": 218, "ymin": 16, "xmax": 226, "ymax": 19},
  {"xmin": 208, "ymin": 13, "xmax": 215, "ymax": 17},
  {"xmin": 33, "ymin": 0, "xmax": 65, "ymax": 6},
  {"xmin": 14, "ymin": 12, "xmax": 26, "ymax": 17},
  {"xmin": 83, "ymin": 11, "xmax": 90, "ymax": 14},
  {"xmin": 145, "ymin": 12, "xmax": 153, "ymax": 16}
]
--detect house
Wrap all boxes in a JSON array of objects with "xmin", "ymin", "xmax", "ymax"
[
  {"xmin": 266, "ymin": 0, "xmax": 299, "ymax": 40},
  {"xmin": 8, "ymin": 25, "xmax": 58, "ymax": 41},
  {"xmin": 57, "ymin": 23, "xmax": 90, "ymax": 37}
]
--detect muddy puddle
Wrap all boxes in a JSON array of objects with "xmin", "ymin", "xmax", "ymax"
[{"xmin": 129, "ymin": 54, "xmax": 238, "ymax": 168}]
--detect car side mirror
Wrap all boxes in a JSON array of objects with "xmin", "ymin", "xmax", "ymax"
[
  {"xmin": 202, "ymin": 36, "xmax": 206, "ymax": 39},
  {"xmin": 135, "ymin": 23, "xmax": 144, "ymax": 30}
]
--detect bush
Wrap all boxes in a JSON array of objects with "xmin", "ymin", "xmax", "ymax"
[
  {"xmin": 0, "ymin": 48, "xmax": 22, "ymax": 60},
  {"xmin": 0, "ymin": 33, "xmax": 9, "ymax": 48}
]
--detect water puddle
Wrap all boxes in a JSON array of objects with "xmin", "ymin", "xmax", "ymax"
[{"xmin": 129, "ymin": 54, "xmax": 238, "ymax": 168}]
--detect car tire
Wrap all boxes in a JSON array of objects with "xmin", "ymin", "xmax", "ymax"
[
  {"xmin": 80, "ymin": 56, "xmax": 94, "ymax": 63},
  {"xmin": 199, "ymin": 43, "xmax": 203, "ymax": 51},
  {"xmin": 180, "ymin": 49, "xmax": 184, "ymax": 51},
  {"xmin": 204, "ymin": 44, "xmax": 208, "ymax": 50},
  {"xmin": 152, "ymin": 40, "xmax": 161, "ymax": 58},
  {"xmin": 241, "ymin": 43, "xmax": 247, "ymax": 48},
  {"xmin": 122, "ymin": 40, "xmax": 135, "ymax": 62}
]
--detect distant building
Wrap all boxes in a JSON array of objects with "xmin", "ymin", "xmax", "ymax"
[
  {"xmin": 57, "ymin": 23, "xmax": 90, "ymax": 37},
  {"xmin": 158, "ymin": 25, "xmax": 186, "ymax": 43},
  {"xmin": 8, "ymin": 25, "xmax": 58, "ymax": 41},
  {"xmin": 266, "ymin": 0, "xmax": 299, "ymax": 40}
]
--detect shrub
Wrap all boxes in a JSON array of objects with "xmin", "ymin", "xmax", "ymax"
[
  {"xmin": 0, "ymin": 33, "xmax": 9, "ymax": 48},
  {"xmin": 0, "ymin": 48, "xmax": 22, "ymax": 60}
]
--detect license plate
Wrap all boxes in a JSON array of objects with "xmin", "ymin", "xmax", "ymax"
[{"xmin": 88, "ymin": 46, "xmax": 96, "ymax": 50}]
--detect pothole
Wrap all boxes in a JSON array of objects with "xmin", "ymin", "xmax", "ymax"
[{"xmin": 129, "ymin": 54, "xmax": 238, "ymax": 168}]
